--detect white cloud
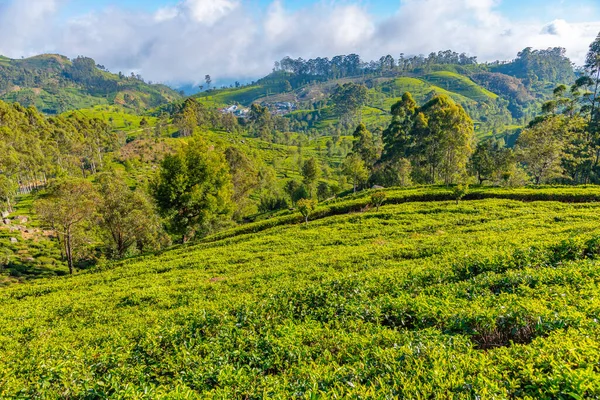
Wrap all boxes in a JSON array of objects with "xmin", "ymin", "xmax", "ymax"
[
  {"xmin": 183, "ymin": 0, "xmax": 239, "ymax": 24},
  {"xmin": 0, "ymin": 0, "xmax": 598, "ymax": 84}
]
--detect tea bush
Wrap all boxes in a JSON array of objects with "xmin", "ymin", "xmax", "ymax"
[{"xmin": 3, "ymin": 192, "xmax": 600, "ymax": 397}]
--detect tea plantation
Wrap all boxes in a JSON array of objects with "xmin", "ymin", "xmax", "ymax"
[{"xmin": 3, "ymin": 189, "xmax": 600, "ymax": 398}]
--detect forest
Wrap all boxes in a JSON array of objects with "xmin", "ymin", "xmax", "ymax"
[{"xmin": 0, "ymin": 25, "xmax": 600, "ymax": 399}]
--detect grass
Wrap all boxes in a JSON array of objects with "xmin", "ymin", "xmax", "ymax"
[{"xmin": 2, "ymin": 187, "xmax": 600, "ymax": 397}]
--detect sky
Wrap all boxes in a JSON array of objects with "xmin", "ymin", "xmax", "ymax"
[{"xmin": 0, "ymin": 0, "xmax": 599, "ymax": 86}]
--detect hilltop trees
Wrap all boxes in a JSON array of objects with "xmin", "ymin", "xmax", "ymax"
[{"xmin": 151, "ymin": 136, "xmax": 233, "ymax": 242}]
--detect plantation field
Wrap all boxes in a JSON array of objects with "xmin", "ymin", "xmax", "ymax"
[
  {"xmin": 3, "ymin": 189, "xmax": 600, "ymax": 398},
  {"xmin": 422, "ymin": 71, "xmax": 499, "ymax": 102},
  {"xmin": 67, "ymin": 105, "xmax": 160, "ymax": 134}
]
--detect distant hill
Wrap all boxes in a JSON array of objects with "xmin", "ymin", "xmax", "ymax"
[
  {"xmin": 190, "ymin": 48, "xmax": 574, "ymax": 139},
  {"xmin": 0, "ymin": 54, "xmax": 182, "ymax": 114}
]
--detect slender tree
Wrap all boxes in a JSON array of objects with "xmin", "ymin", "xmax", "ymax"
[{"xmin": 36, "ymin": 179, "xmax": 97, "ymax": 274}]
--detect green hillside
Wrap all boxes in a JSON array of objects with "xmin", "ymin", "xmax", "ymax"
[
  {"xmin": 0, "ymin": 54, "xmax": 182, "ymax": 114},
  {"xmin": 422, "ymin": 71, "xmax": 499, "ymax": 102},
  {"xmin": 3, "ymin": 188, "xmax": 600, "ymax": 397}
]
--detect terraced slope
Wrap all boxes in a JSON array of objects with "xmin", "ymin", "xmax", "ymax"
[
  {"xmin": 2, "ymin": 188, "xmax": 600, "ymax": 398},
  {"xmin": 422, "ymin": 71, "xmax": 499, "ymax": 102}
]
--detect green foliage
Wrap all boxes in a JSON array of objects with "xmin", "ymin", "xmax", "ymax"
[
  {"xmin": 4, "ymin": 191, "xmax": 600, "ymax": 397},
  {"xmin": 381, "ymin": 93, "xmax": 475, "ymax": 185},
  {"xmin": 35, "ymin": 179, "xmax": 98, "ymax": 274},
  {"xmin": 452, "ymin": 183, "xmax": 469, "ymax": 204},
  {"xmin": 296, "ymin": 198, "xmax": 317, "ymax": 225},
  {"xmin": 342, "ymin": 154, "xmax": 369, "ymax": 192},
  {"xmin": 370, "ymin": 190, "xmax": 386, "ymax": 211},
  {"xmin": 0, "ymin": 54, "xmax": 181, "ymax": 114},
  {"xmin": 150, "ymin": 136, "xmax": 234, "ymax": 242},
  {"xmin": 301, "ymin": 157, "xmax": 320, "ymax": 189},
  {"xmin": 96, "ymin": 172, "xmax": 166, "ymax": 258},
  {"xmin": 331, "ymin": 82, "xmax": 368, "ymax": 124},
  {"xmin": 351, "ymin": 123, "xmax": 378, "ymax": 167}
]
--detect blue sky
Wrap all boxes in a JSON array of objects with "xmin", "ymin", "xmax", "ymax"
[
  {"xmin": 0, "ymin": 0, "xmax": 599, "ymax": 83},
  {"xmin": 53, "ymin": 0, "xmax": 600, "ymax": 21}
]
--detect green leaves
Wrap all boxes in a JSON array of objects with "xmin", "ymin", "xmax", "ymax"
[
  {"xmin": 5, "ymin": 191, "xmax": 600, "ymax": 397},
  {"xmin": 151, "ymin": 136, "xmax": 233, "ymax": 242}
]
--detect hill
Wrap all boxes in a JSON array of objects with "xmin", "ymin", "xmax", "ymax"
[
  {"xmin": 190, "ymin": 48, "xmax": 574, "ymax": 139},
  {"xmin": 0, "ymin": 54, "xmax": 182, "ymax": 114},
  {"xmin": 2, "ymin": 187, "xmax": 600, "ymax": 397}
]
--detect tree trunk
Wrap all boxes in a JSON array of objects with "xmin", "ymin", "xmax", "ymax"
[{"xmin": 66, "ymin": 228, "xmax": 74, "ymax": 275}]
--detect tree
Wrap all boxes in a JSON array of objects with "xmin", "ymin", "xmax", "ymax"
[
  {"xmin": 225, "ymin": 147, "xmax": 259, "ymax": 219},
  {"xmin": 151, "ymin": 137, "xmax": 233, "ymax": 243},
  {"xmin": 96, "ymin": 172, "xmax": 164, "ymax": 258},
  {"xmin": 382, "ymin": 93, "xmax": 417, "ymax": 161},
  {"xmin": 343, "ymin": 154, "xmax": 369, "ymax": 192},
  {"xmin": 331, "ymin": 83, "xmax": 368, "ymax": 125},
  {"xmin": 413, "ymin": 95, "xmax": 475, "ymax": 184},
  {"xmin": 302, "ymin": 157, "xmax": 320, "ymax": 193},
  {"xmin": 297, "ymin": 198, "xmax": 317, "ymax": 226},
  {"xmin": 516, "ymin": 116, "xmax": 568, "ymax": 184},
  {"xmin": 248, "ymin": 103, "xmax": 273, "ymax": 137},
  {"xmin": 0, "ymin": 175, "xmax": 18, "ymax": 212},
  {"xmin": 205, "ymin": 74, "xmax": 212, "ymax": 89},
  {"xmin": 470, "ymin": 139, "xmax": 514, "ymax": 184},
  {"xmin": 453, "ymin": 183, "xmax": 469, "ymax": 205},
  {"xmin": 221, "ymin": 113, "xmax": 239, "ymax": 133},
  {"xmin": 371, "ymin": 191, "xmax": 386, "ymax": 211},
  {"xmin": 317, "ymin": 181, "xmax": 332, "ymax": 201},
  {"xmin": 36, "ymin": 179, "xmax": 98, "ymax": 274},
  {"xmin": 584, "ymin": 31, "xmax": 600, "ymax": 127},
  {"xmin": 352, "ymin": 123, "xmax": 377, "ymax": 167},
  {"xmin": 174, "ymin": 102, "xmax": 198, "ymax": 137}
]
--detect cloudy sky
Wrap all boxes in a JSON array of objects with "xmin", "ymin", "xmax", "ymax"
[{"xmin": 0, "ymin": 0, "xmax": 599, "ymax": 85}]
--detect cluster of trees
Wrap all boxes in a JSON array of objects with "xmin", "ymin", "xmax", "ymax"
[
  {"xmin": 335, "ymin": 33, "xmax": 600, "ymax": 188},
  {"xmin": 171, "ymin": 98, "xmax": 295, "ymax": 141},
  {"xmin": 36, "ymin": 174, "xmax": 166, "ymax": 273},
  {"xmin": 273, "ymin": 50, "xmax": 479, "ymax": 80},
  {"xmin": 492, "ymin": 47, "xmax": 574, "ymax": 88},
  {"xmin": 273, "ymin": 47, "xmax": 573, "ymax": 85},
  {"xmin": 1, "ymin": 35, "xmax": 599, "ymax": 276},
  {"xmin": 342, "ymin": 93, "xmax": 475, "ymax": 187},
  {"xmin": 510, "ymin": 33, "xmax": 600, "ymax": 184},
  {"xmin": 0, "ymin": 100, "xmax": 118, "ymax": 203}
]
